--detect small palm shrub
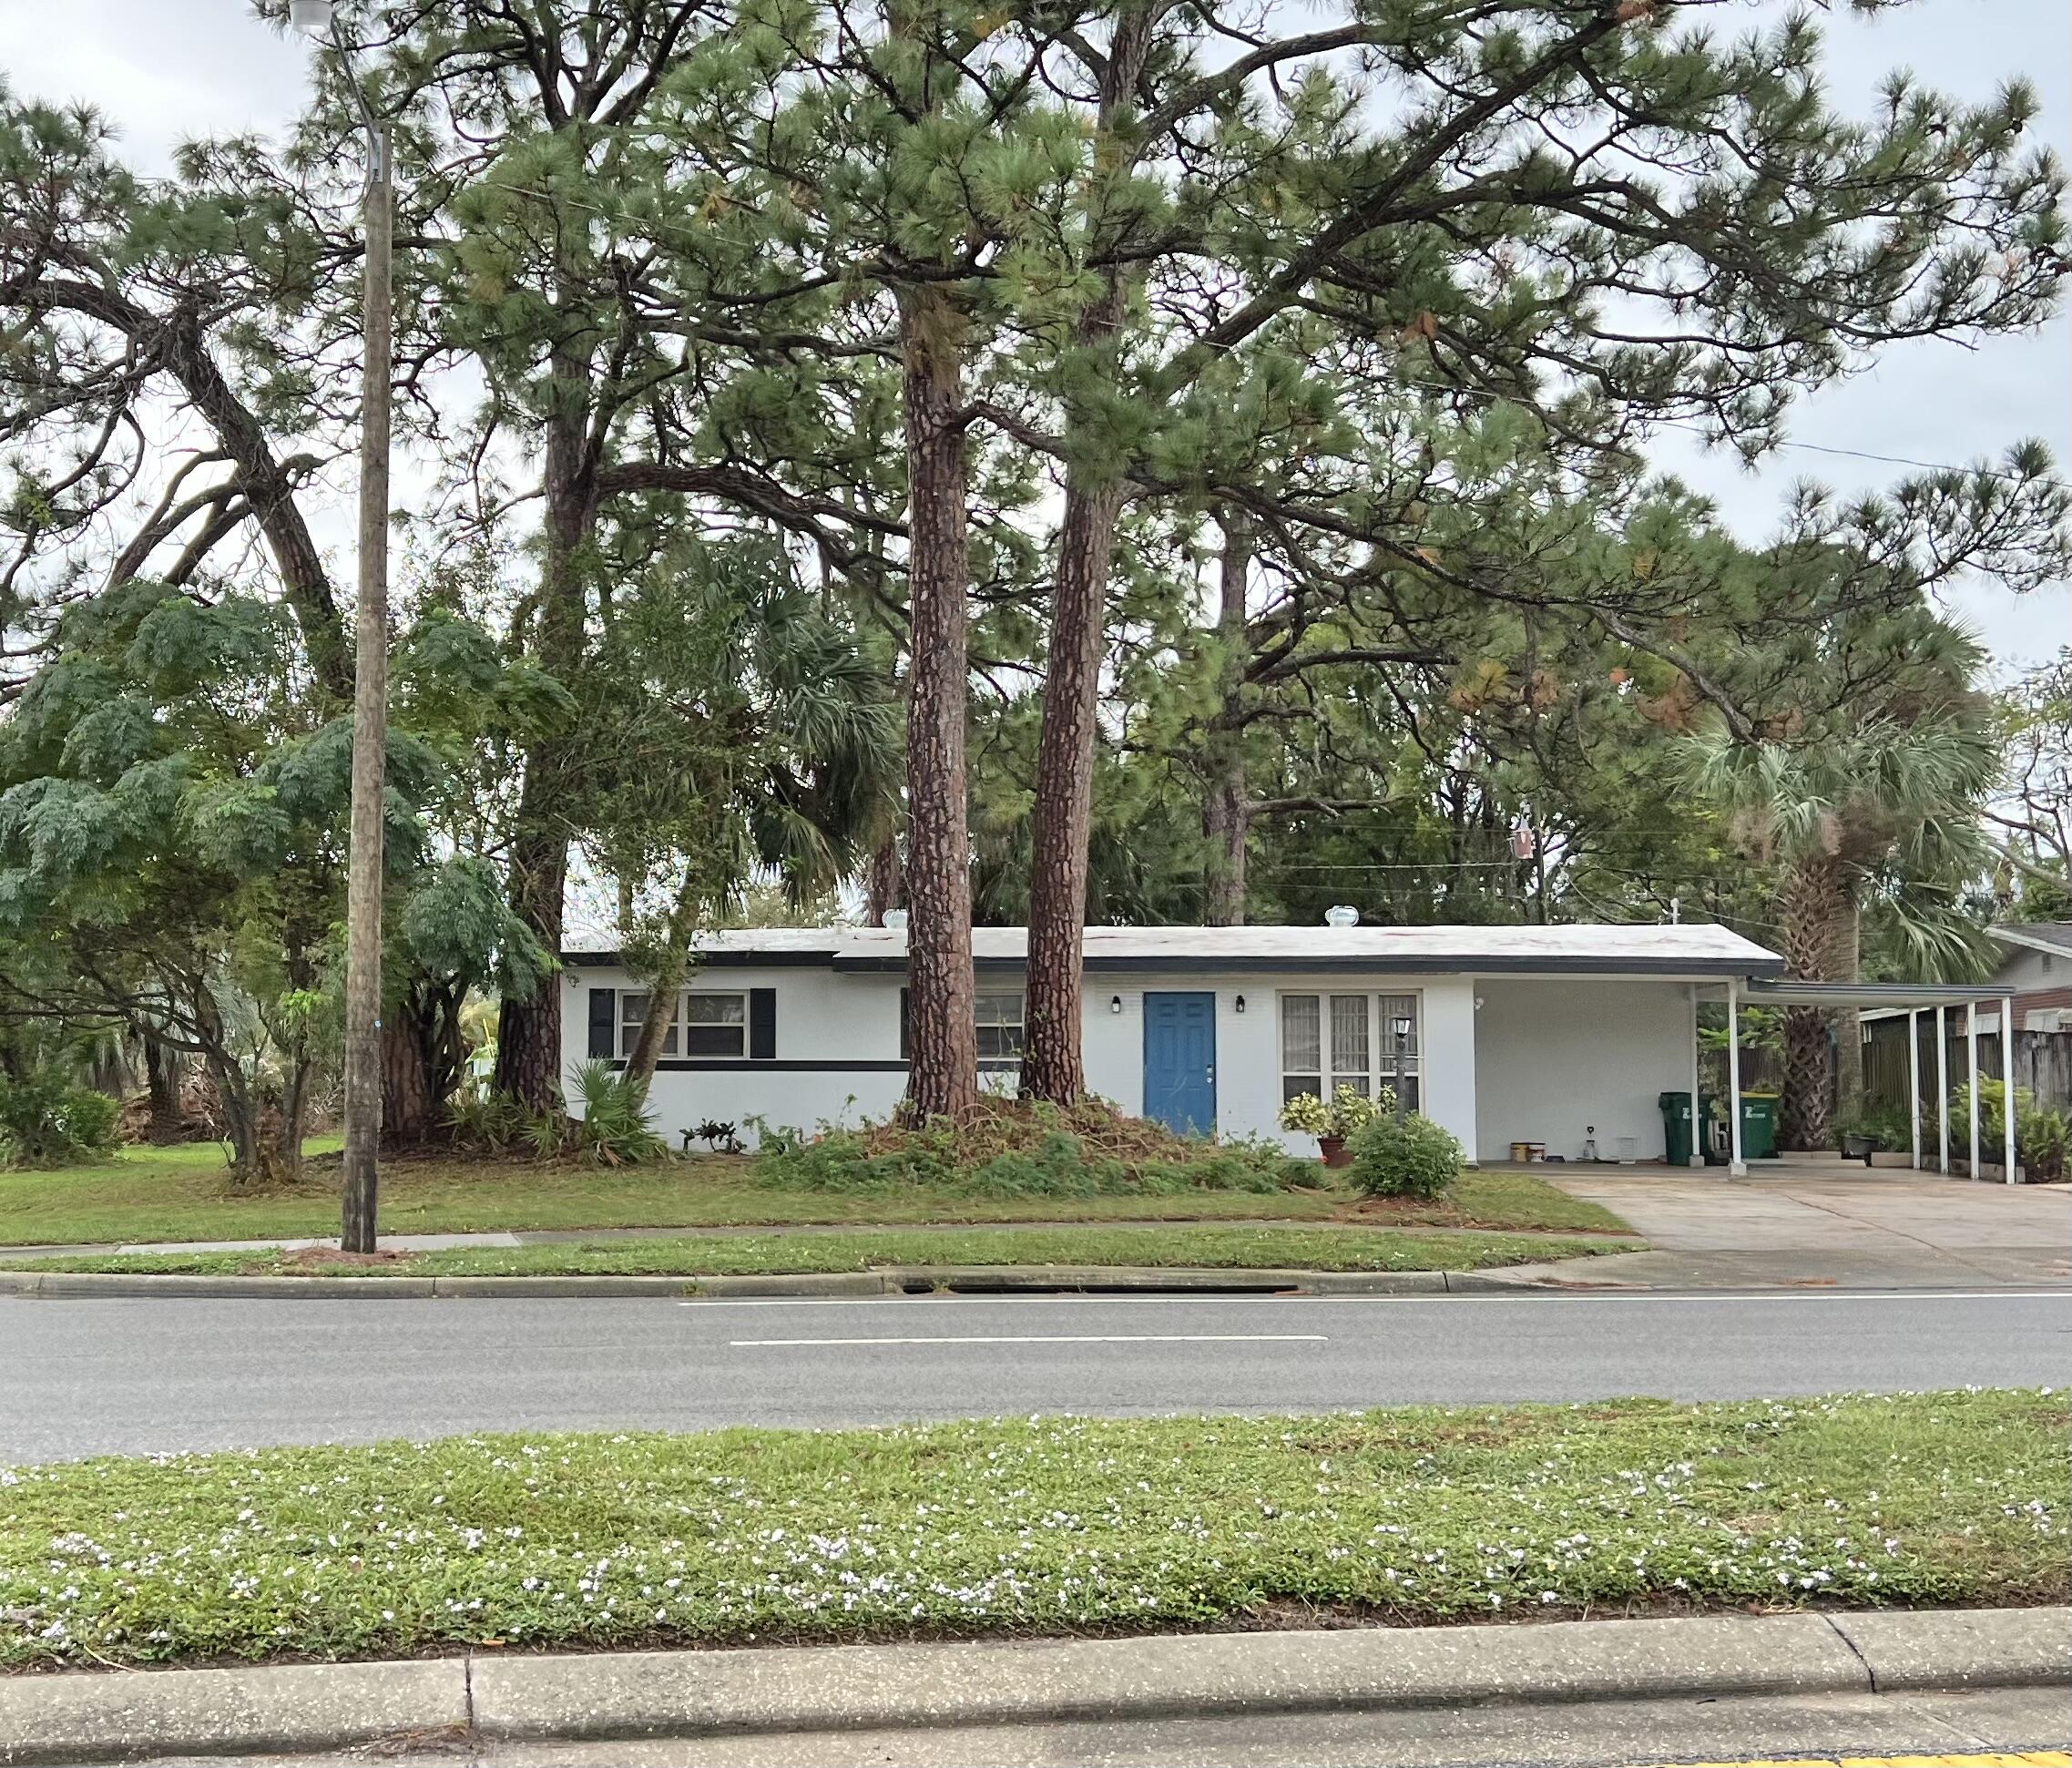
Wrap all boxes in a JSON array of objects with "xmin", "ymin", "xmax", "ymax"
[
  {"xmin": 562, "ymin": 1060, "xmax": 671, "ymax": 1167},
  {"xmin": 0, "ymin": 1070, "xmax": 122, "ymax": 1168},
  {"xmin": 1348, "ymin": 1109, "xmax": 1463, "ymax": 1200}
]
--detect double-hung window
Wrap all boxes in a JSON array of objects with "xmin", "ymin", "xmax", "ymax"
[
  {"xmin": 975, "ymin": 991, "xmax": 1026, "ymax": 1061},
  {"xmin": 1280, "ymin": 991, "xmax": 1422, "ymax": 1112},
  {"xmin": 618, "ymin": 991, "xmax": 679, "ymax": 1059},
  {"xmin": 618, "ymin": 991, "xmax": 746, "ymax": 1059},
  {"xmin": 682, "ymin": 993, "xmax": 747, "ymax": 1058}
]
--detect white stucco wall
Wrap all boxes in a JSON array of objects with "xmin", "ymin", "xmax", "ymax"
[
  {"xmin": 1473, "ymin": 977, "xmax": 1695, "ymax": 1163},
  {"xmin": 559, "ymin": 962, "xmax": 1482, "ymax": 1155}
]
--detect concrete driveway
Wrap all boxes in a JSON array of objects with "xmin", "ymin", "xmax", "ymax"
[{"xmin": 1526, "ymin": 1162, "xmax": 2072, "ymax": 1289}]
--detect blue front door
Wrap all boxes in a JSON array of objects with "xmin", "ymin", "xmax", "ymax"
[{"xmin": 1143, "ymin": 992, "xmax": 1217, "ymax": 1136}]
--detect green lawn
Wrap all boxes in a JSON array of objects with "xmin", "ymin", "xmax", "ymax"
[
  {"xmin": 0, "ymin": 1142, "xmax": 1630, "ymax": 1247},
  {"xmin": 13, "ymin": 1223, "xmax": 1617, "ymax": 1277},
  {"xmin": 2, "ymin": 1389, "xmax": 2060, "ymax": 1669}
]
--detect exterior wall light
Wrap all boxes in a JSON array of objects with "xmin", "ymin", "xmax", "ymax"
[
  {"xmin": 1109, "ymin": 995, "xmax": 1123, "ymax": 1015},
  {"xmin": 1234, "ymin": 995, "xmax": 1246, "ymax": 1013}
]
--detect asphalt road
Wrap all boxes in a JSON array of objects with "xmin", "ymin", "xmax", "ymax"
[{"xmin": 3, "ymin": 1288, "xmax": 2067, "ymax": 1462}]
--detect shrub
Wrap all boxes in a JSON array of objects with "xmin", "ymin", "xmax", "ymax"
[
  {"xmin": 0, "ymin": 1070, "xmax": 123, "ymax": 1168},
  {"xmin": 444, "ymin": 1091, "xmax": 531, "ymax": 1153},
  {"xmin": 752, "ymin": 1097, "xmax": 1315, "ymax": 1199},
  {"xmin": 1278, "ymin": 1084, "xmax": 1392, "ymax": 1140},
  {"xmin": 561, "ymin": 1061, "xmax": 672, "ymax": 1167},
  {"xmin": 1948, "ymin": 1078, "xmax": 2069, "ymax": 1180},
  {"xmin": 1348, "ymin": 1109, "xmax": 1464, "ymax": 1200}
]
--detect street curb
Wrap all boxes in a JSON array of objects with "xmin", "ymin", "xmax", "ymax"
[
  {"xmin": 0, "ymin": 1264, "xmax": 1530, "ymax": 1301},
  {"xmin": 2, "ymin": 1607, "xmax": 2063, "ymax": 1764}
]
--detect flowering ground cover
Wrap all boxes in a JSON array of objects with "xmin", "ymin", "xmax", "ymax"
[
  {"xmin": 15, "ymin": 1224, "xmax": 1617, "ymax": 1278},
  {"xmin": 2, "ymin": 1389, "xmax": 2060, "ymax": 1670}
]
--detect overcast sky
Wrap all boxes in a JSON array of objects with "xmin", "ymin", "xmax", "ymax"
[{"xmin": 2, "ymin": 0, "xmax": 2067, "ymax": 674}]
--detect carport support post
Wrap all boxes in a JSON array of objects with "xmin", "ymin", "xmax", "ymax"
[
  {"xmin": 1687, "ymin": 984, "xmax": 1702, "ymax": 1168},
  {"xmin": 1934, "ymin": 1005, "xmax": 1950, "ymax": 1174},
  {"xmin": 1906, "ymin": 1008, "xmax": 1921, "ymax": 1170},
  {"xmin": 1725, "ymin": 975, "xmax": 1746, "ymax": 1177},
  {"xmin": 2003, "ymin": 994, "xmax": 2018, "ymax": 1184},
  {"xmin": 1966, "ymin": 1002, "xmax": 1981, "ymax": 1181}
]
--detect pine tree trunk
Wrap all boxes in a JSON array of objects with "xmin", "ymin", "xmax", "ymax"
[
  {"xmin": 379, "ymin": 1011, "xmax": 436, "ymax": 1145},
  {"xmin": 865, "ymin": 834, "xmax": 904, "ymax": 926},
  {"xmin": 494, "ymin": 810, "xmax": 568, "ymax": 1113},
  {"xmin": 1021, "ymin": 478, "xmax": 1126, "ymax": 1103},
  {"xmin": 143, "ymin": 1036, "xmax": 184, "ymax": 1143},
  {"xmin": 897, "ymin": 286, "xmax": 978, "ymax": 1125},
  {"xmin": 1201, "ymin": 512, "xmax": 1253, "ymax": 927},
  {"xmin": 495, "ymin": 341, "xmax": 592, "ymax": 1117},
  {"xmin": 1777, "ymin": 854, "xmax": 1847, "ymax": 1150},
  {"xmin": 1016, "ymin": 19, "xmax": 1153, "ymax": 1103}
]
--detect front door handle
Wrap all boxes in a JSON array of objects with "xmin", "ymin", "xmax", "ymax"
[{"xmin": 1205, "ymin": 1066, "xmax": 1215, "ymax": 1083}]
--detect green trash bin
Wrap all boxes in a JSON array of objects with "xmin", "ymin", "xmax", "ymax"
[
  {"xmin": 1659, "ymin": 1091, "xmax": 1698, "ymax": 1166},
  {"xmin": 1739, "ymin": 1093, "xmax": 1781, "ymax": 1160}
]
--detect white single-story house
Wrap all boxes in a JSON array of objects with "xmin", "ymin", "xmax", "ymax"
[{"xmin": 555, "ymin": 921, "xmax": 1898, "ymax": 1170}]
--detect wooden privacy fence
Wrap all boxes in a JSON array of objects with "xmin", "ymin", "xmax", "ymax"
[{"xmin": 1863, "ymin": 1019, "xmax": 2072, "ymax": 1117}]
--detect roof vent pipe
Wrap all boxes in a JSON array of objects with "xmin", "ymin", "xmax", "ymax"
[{"xmin": 1323, "ymin": 905, "xmax": 1360, "ymax": 928}]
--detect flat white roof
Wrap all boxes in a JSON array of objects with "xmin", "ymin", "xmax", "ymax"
[{"xmin": 566, "ymin": 922, "xmax": 1781, "ymax": 977}]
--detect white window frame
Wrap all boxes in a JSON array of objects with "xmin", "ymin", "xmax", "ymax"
[
  {"xmin": 618, "ymin": 990, "xmax": 680, "ymax": 1059},
  {"xmin": 976, "ymin": 990, "xmax": 1026, "ymax": 1063},
  {"xmin": 619, "ymin": 989, "xmax": 747, "ymax": 1059},
  {"xmin": 1280, "ymin": 990, "xmax": 1424, "ymax": 1112},
  {"xmin": 681, "ymin": 990, "xmax": 748, "ymax": 1058}
]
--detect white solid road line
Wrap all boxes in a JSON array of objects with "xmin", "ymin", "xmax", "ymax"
[
  {"xmin": 730, "ymin": 1333, "xmax": 1333, "ymax": 1347},
  {"xmin": 679, "ymin": 1290, "xmax": 2071, "ymax": 1311}
]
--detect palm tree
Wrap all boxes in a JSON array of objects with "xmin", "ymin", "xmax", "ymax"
[{"xmin": 1682, "ymin": 705, "xmax": 1997, "ymax": 1150}]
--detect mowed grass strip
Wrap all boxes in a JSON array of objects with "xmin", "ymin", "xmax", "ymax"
[
  {"xmin": 11, "ymin": 1224, "xmax": 1618, "ymax": 1278},
  {"xmin": 0, "ymin": 1146, "xmax": 1629, "ymax": 1248},
  {"xmin": 1, "ymin": 1391, "xmax": 2061, "ymax": 1669}
]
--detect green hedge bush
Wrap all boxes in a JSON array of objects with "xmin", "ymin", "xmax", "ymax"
[
  {"xmin": 0, "ymin": 1070, "xmax": 122, "ymax": 1168},
  {"xmin": 1348, "ymin": 1109, "xmax": 1464, "ymax": 1200}
]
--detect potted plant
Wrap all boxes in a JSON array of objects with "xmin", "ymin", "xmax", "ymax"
[{"xmin": 1280, "ymin": 1084, "xmax": 1387, "ymax": 1168}]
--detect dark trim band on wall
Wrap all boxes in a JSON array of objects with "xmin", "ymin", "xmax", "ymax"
[{"xmin": 607, "ymin": 1058, "xmax": 1022, "ymax": 1074}]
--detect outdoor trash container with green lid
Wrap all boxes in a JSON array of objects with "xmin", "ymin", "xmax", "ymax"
[
  {"xmin": 1738, "ymin": 1093, "xmax": 1780, "ymax": 1160},
  {"xmin": 1658, "ymin": 1091, "xmax": 1701, "ymax": 1166}
]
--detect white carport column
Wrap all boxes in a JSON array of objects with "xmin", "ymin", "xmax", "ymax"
[
  {"xmin": 1907, "ymin": 1007, "xmax": 1922, "ymax": 1170},
  {"xmin": 1934, "ymin": 1005, "xmax": 1950, "ymax": 1175},
  {"xmin": 1725, "ymin": 974, "xmax": 1746, "ymax": 1178},
  {"xmin": 2004, "ymin": 994, "xmax": 2019, "ymax": 1184},
  {"xmin": 1688, "ymin": 984, "xmax": 1703, "ymax": 1168},
  {"xmin": 1966, "ymin": 1002, "xmax": 1981, "ymax": 1181}
]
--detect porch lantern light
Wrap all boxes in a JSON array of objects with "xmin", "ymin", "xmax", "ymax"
[
  {"xmin": 1109, "ymin": 995, "xmax": 1123, "ymax": 1015},
  {"xmin": 1234, "ymin": 995, "xmax": 1246, "ymax": 1013},
  {"xmin": 1391, "ymin": 1014, "xmax": 1414, "ymax": 1040}
]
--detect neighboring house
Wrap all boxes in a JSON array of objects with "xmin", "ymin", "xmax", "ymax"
[
  {"xmin": 1985, "ymin": 923, "xmax": 2072, "ymax": 1033},
  {"xmin": 561, "ymin": 922, "xmax": 1795, "ymax": 1163}
]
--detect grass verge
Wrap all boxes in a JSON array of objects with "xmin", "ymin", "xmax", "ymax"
[
  {"xmin": 1, "ymin": 1390, "xmax": 2062, "ymax": 1669},
  {"xmin": 0, "ymin": 1147, "xmax": 1628, "ymax": 1248},
  {"xmin": 7, "ymin": 1224, "xmax": 1618, "ymax": 1278}
]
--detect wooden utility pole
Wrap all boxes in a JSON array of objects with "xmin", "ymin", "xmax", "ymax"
[{"xmin": 341, "ymin": 121, "xmax": 393, "ymax": 1253}]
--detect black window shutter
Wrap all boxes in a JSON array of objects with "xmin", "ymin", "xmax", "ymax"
[
  {"xmin": 899, "ymin": 987, "xmax": 910, "ymax": 1060},
  {"xmin": 587, "ymin": 986, "xmax": 617, "ymax": 1058},
  {"xmin": 749, "ymin": 987, "xmax": 777, "ymax": 1060}
]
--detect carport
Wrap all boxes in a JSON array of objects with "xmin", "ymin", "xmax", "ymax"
[{"xmin": 1717, "ymin": 977, "xmax": 2021, "ymax": 1180}]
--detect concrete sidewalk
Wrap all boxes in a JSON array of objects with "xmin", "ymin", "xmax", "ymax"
[{"xmin": 3, "ymin": 1607, "xmax": 2064, "ymax": 1766}]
